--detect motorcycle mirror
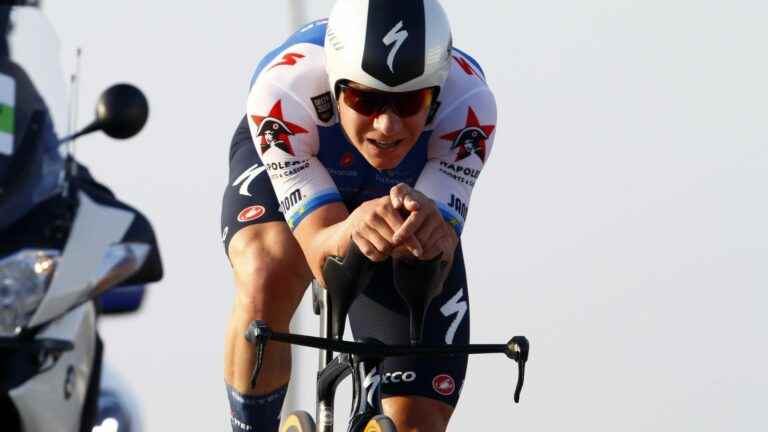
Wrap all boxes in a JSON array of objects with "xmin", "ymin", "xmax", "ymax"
[{"xmin": 61, "ymin": 84, "xmax": 149, "ymax": 143}]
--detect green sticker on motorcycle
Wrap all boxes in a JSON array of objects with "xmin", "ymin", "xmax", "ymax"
[
  {"xmin": 0, "ymin": 73, "xmax": 15, "ymax": 155},
  {"xmin": 0, "ymin": 104, "xmax": 14, "ymax": 134}
]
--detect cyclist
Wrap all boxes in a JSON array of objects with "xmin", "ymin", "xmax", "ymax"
[{"xmin": 221, "ymin": 0, "xmax": 496, "ymax": 430}]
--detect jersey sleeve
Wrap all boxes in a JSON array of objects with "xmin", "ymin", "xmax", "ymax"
[
  {"xmin": 246, "ymin": 78, "xmax": 342, "ymax": 230},
  {"xmin": 415, "ymin": 86, "xmax": 497, "ymax": 235}
]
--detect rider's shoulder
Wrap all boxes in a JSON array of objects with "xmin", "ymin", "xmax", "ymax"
[
  {"xmin": 441, "ymin": 47, "xmax": 493, "ymax": 101},
  {"xmin": 429, "ymin": 47, "xmax": 496, "ymax": 130},
  {"xmin": 247, "ymin": 19, "xmax": 335, "ymax": 127}
]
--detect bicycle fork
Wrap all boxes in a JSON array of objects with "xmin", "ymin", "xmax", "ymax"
[
  {"xmin": 315, "ymin": 350, "xmax": 386, "ymax": 432},
  {"xmin": 315, "ymin": 282, "xmax": 386, "ymax": 432}
]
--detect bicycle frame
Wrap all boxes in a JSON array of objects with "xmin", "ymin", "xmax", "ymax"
[{"xmin": 314, "ymin": 283, "xmax": 384, "ymax": 432}]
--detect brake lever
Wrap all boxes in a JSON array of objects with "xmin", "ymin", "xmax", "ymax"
[
  {"xmin": 245, "ymin": 320, "xmax": 272, "ymax": 389},
  {"xmin": 505, "ymin": 336, "xmax": 530, "ymax": 403}
]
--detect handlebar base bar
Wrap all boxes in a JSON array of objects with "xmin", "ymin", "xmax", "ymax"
[{"xmin": 246, "ymin": 320, "xmax": 529, "ymax": 402}]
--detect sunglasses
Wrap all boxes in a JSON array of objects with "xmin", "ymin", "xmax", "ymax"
[{"xmin": 337, "ymin": 81, "xmax": 435, "ymax": 118}]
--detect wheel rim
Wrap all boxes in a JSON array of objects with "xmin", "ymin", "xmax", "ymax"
[
  {"xmin": 280, "ymin": 411, "xmax": 316, "ymax": 432},
  {"xmin": 281, "ymin": 415, "xmax": 302, "ymax": 432},
  {"xmin": 363, "ymin": 415, "xmax": 396, "ymax": 432}
]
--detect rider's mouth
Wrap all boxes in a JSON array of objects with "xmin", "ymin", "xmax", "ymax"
[{"xmin": 366, "ymin": 138, "xmax": 403, "ymax": 150}]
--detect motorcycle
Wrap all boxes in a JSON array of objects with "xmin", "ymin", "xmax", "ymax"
[{"xmin": 0, "ymin": 5, "xmax": 162, "ymax": 431}]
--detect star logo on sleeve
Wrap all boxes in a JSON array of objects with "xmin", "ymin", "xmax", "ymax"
[
  {"xmin": 439, "ymin": 106, "xmax": 495, "ymax": 163},
  {"xmin": 251, "ymin": 100, "xmax": 309, "ymax": 156}
]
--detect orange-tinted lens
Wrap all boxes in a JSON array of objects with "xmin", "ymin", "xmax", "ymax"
[
  {"xmin": 340, "ymin": 84, "xmax": 433, "ymax": 118},
  {"xmin": 340, "ymin": 85, "xmax": 385, "ymax": 116},
  {"xmin": 390, "ymin": 88, "xmax": 433, "ymax": 117}
]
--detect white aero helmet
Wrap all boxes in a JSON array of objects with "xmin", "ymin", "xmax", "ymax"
[{"xmin": 325, "ymin": 0, "xmax": 453, "ymax": 98}]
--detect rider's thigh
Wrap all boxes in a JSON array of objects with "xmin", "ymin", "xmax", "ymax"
[
  {"xmin": 221, "ymin": 115, "xmax": 312, "ymax": 325},
  {"xmin": 349, "ymin": 242, "xmax": 470, "ymax": 407},
  {"xmin": 228, "ymin": 222, "xmax": 311, "ymax": 327},
  {"xmin": 382, "ymin": 395, "xmax": 452, "ymax": 432}
]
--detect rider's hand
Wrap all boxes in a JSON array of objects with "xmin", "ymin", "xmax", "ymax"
[
  {"xmin": 347, "ymin": 195, "xmax": 423, "ymax": 262},
  {"xmin": 390, "ymin": 183, "xmax": 458, "ymax": 261}
]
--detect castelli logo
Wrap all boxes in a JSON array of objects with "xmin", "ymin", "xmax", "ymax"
[
  {"xmin": 432, "ymin": 374, "xmax": 455, "ymax": 396},
  {"xmin": 340, "ymin": 152, "xmax": 354, "ymax": 168},
  {"xmin": 237, "ymin": 205, "xmax": 266, "ymax": 223}
]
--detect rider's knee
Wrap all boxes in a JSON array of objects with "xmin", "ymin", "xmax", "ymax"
[{"xmin": 228, "ymin": 224, "xmax": 311, "ymax": 318}]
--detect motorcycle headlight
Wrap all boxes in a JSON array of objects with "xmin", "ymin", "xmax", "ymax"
[{"xmin": 0, "ymin": 250, "xmax": 60, "ymax": 337}]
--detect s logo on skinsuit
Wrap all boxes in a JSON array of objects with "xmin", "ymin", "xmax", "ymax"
[
  {"xmin": 439, "ymin": 106, "xmax": 495, "ymax": 164},
  {"xmin": 432, "ymin": 374, "xmax": 456, "ymax": 396},
  {"xmin": 232, "ymin": 163, "xmax": 266, "ymax": 197},
  {"xmin": 221, "ymin": 226, "xmax": 229, "ymax": 242},
  {"xmin": 440, "ymin": 290, "xmax": 467, "ymax": 344},
  {"xmin": 237, "ymin": 205, "xmax": 265, "ymax": 223},
  {"xmin": 251, "ymin": 100, "xmax": 308, "ymax": 156}
]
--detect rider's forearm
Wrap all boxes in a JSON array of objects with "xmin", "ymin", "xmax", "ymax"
[
  {"xmin": 307, "ymin": 221, "xmax": 354, "ymax": 284},
  {"xmin": 293, "ymin": 203, "xmax": 355, "ymax": 286}
]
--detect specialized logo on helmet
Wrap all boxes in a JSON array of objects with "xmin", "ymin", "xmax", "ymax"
[
  {"xmin": 439, "ymin": 106, "xmax": 495, "ymax": 163},
  {"xmin": 251, "ymin": 100, "xmax": 308, "ymax": 156},
  {"xmin": 362, "ymin": 0, "xmax": 426, "ymax": 86},
  {"xmin": 383, "ymin": 21, "xmax": 408, "ymax": 73}
]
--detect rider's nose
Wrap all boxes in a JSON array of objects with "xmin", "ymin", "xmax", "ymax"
[{"xmin": 372, "ymin": 108, "xmax": 403, "ymax": 136}]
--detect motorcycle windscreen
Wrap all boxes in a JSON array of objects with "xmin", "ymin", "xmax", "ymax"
[
  {"xmin": 3, "ymin": 5, "xmax": 69, "ymax": 138},
  {"xmin": 0, "ymin": 6, "xmax": 67, "ymax": 230}
]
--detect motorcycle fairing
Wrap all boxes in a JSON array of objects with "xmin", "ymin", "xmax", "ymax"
[
  {"xmin": 28, "ymin": 191, "xmax": 135, "ymax": 327},
  {"xmin": 9, "ymin": 301, "xmax": 96, "ymax": 432}
]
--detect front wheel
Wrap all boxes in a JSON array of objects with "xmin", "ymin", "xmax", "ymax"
[
  {"xmin": 363, "ymin": 414, "xmax": 397, "ymax": 432},
  {"xmin": 280, "ymin": 410, "xmax": 316, "ymax": 432}
]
